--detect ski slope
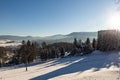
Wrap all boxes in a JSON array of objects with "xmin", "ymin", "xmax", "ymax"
[{"xmin": 0, "ymin": 50, "xmax": 120, "ymax": 80}]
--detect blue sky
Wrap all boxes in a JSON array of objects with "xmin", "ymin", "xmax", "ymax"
[{"xmin": 0, "ymin": 0, "xmax": 117, "ymax": 36}]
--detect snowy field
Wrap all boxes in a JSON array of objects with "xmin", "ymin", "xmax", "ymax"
[
  {"xmin": 0, "ymin": 50, "xmax": 120, "ymax": 80},
  {"xmin": 0, "ymin": 40, "xmax": 21, "ymax": 47}
]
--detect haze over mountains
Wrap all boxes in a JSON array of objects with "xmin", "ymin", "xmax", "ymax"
[{"xmin": 0, "ymin": 32, "xmax": 97, "ymax": 44}]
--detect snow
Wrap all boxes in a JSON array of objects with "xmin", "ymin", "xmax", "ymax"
[
  {"xmin": 0, "ymin": 39, "xmax": 21, "ymax": 47},
  {"xmin": 0, "ymin": 50, "xmax": 120, "ymax": 80}
]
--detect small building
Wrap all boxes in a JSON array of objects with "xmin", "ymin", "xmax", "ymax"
[{"xmin": 97, "ymin": 29, "xmax": 120, "ymax": 51}]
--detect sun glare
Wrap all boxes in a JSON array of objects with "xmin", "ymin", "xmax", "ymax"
[{"xmin": 107, "ymin": 12, "xmax": 120, "ymax": 30}]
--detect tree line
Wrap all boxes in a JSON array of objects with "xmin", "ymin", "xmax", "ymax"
[{"xmin": 0, "ymin": 38, "xmax": 97, "ymax": 71}]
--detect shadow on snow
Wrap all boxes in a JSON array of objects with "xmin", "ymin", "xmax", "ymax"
[{"xmin": 30, "ymin": 51, "xmax": 120, "ymax": 80}]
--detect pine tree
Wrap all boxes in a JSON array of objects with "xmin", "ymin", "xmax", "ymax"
[
  {"xmin": 0, "ymin": 47, "xmax": 5, "ymax": 67},
  {"xmin": 84, "ymin": 38, "xmax": 92, "ymax": 54},
  {"xmin": 59, "ymin": 47, "xmax": 65, "ymax": 58},
  {"xmin": 92, "ymin": 38, "xmax": 97, "ymax": 50},
  {"xmin": 19, "ymin": 40, "xmax": 33, "ymax": 71},
  {"xmin": 42, "ymin": 42, "xmax": 47, "ymax": 48},
  {"xmin": 72, "ymin": 38, "xmax": 77, "ymax": 55},
  {"xmin": 79, "ymin": 39, "xmax": 82, "ymax": 45},
  {"xmin": 73, "ymin": 38, "xmax": 77, "ymax": 47},
  {"xmin": 22, "ymin": 40, "xmax": 25, "ymax": 45}
]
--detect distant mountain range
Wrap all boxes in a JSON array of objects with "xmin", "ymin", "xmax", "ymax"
[{"xmin": 0, "ymin": 32, "xmax": 98, "ymax": 44}]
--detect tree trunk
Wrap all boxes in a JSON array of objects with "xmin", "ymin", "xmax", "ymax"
[
  {"xmin": 25, "ymin": 60, "xmax": 28, "ymax": 71},
  {"xmin": 0, "ymin": 58, "xmax": 3, "ymax": 67}
]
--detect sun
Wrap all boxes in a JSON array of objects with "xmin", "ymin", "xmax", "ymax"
[{"xmin": 107, "ymin": 12, "xmax": 120, "ymax": 30}]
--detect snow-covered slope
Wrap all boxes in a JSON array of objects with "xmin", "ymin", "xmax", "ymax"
[{"xmin": 0, "ymin": 50, "xmax": 120, "ymax": 80}]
